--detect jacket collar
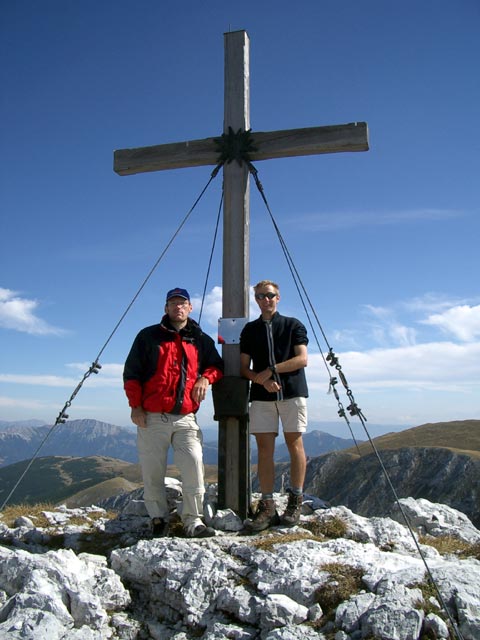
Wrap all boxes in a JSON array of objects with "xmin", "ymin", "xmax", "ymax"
[
  {"xmin": 160, "ymin": 315, "xmax": 201, "ymax": 337},
  {"xmin": 259, "ymin": 311, "xmax": 279, "ymax": 323}
]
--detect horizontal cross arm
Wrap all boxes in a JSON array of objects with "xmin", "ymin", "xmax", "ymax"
[
  {"xmin": 250, "ymin": 122, "xmax": 369, "ymax": 161},
  {"xmin": 114, "ymin": 137, "xmax": 218, "ymax": 176},
  {"xmin": 113, "ymin": 122, "xmax": 368, "ymax": 176}
]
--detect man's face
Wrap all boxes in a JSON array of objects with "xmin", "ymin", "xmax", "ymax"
[
  {"xmin": 254, "ymin": 285, "xmax": 279, "ymax": 315},
  {"xmin": 165, "ymin": 297, "xmax": 192, "ymax": 323}
]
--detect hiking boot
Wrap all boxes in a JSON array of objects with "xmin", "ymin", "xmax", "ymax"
[
  {"xmin": 280, "ymin": 490, "xmax": 303, "ymax": 527},
  {"xmin": 152, "ymin": 517, "xmax": 169, "ymax": 537},
  {"xmin": 245, "ymin": 498, "xmax": 280, "ymax": 532},
  {"xmin": 185, "ymin": 523, "xmax": 216, "ymax": 538}
]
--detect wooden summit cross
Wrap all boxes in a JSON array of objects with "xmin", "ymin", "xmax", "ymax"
[{"xmin": 114, "ymin": 30, "xmax": 369, "ymax": 519}]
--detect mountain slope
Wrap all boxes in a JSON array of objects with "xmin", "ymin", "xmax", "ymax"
[
  {"xmin": 302, "ymin": 419, "xmax": 480, "ymax": 527},
  {"xmin": 0, "ymin": 456, "xmax": 219, "ymax": 508},
  {"xmin": 344, "ymin": 419, "xmax": 480, "ymax": 457},
  {"xmin": 0, "ymin": 456, "xmax": 141, "ymax": 507}
]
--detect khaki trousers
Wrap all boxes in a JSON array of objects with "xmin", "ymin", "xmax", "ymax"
[{"xmin": 137, "ymin": 412, "xmax": 205, "ymax": 527}]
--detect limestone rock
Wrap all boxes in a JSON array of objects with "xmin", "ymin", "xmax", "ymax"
[{"xmin": 0, "ymin": 494, "xmax": 479, "ymax": 639}]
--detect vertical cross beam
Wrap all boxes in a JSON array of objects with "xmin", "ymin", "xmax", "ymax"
[{"xmin": 217, "ymin": 31, "xmax": 251, "ymax": 517}]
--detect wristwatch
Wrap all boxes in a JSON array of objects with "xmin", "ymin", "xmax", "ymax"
[{"xmin": 269, "ymin": 364, "xmax": 277, "ymax": 374}]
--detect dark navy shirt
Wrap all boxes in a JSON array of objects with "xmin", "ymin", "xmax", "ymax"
[{"xmin": 240, "ymin": 312, "xmax": 309, "ymax": 401}]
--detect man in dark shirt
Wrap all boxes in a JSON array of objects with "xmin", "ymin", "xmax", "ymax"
[{"xmin": 240, "ymin": 280, "xmax": 308, "ymax": 531}]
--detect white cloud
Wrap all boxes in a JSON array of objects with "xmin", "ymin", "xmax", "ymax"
[
  {"xmin": 355, "ymin": 299, "xmax": 480, "ymax": 350},
  {"xmin": 0, "ymin": 362, "xmax": 123, "ymax": 388},
  {"xmin": 422, "ymin": 304, "xmax": 480, "ymax": 342},
  {"xmin": 0, "ymin": 288, "xmax": 65, "ymax": 335},
  {"xmin": 308, "ymin": 341, "xmax": 480, "ymax": 389},
  {"xmin": 363, "ymin": 305, "xmax": 390, "ymax": 320},
  {"xmin": 66, "ymin": 362, "xmax": 124, "ymax": 377},
  {"xmin": 0, "ymin": 395, "xmax": 51, "ymax": 410},
  {"xmin": 331, "ymin": 329, "xmax": 360, "ymax": 349},
  {"xmin": 389, "ymin": 324, "xmax": 417, "ymax": 347},
  {"xmin": 361, "ymin": 304, "xmax": 417, "ymax": 347},
  {"xmin": 0, "ymin": 374, "xmax": 80, "ymax": 387},
  {"xmin": 402, "ymin": 293, "xmax": 475, "ymax": 314},
  {"xmin": 191, "ymin": 286, "xmax": 223, "ymax": 330}
]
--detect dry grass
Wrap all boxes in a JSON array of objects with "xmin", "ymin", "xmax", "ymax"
[
  {"xmin": 409, "ymin": 578, "xmax": 442, "ymax": 614},
  {"xmin": 0, "ymin": 502, "xmax": 126, "ymax": 556},
  {"xmin": 1, "ymin": 502, "xmax": 56, "ymax": 528},
  {"xmin": 252, "ymin": 531, "xmax": 319, "ymax": 551},
  {"xmin": 0, "ymin": 502, "xmax": 117, "ymax": 529},
  {"xmin": 314, "ymin": 562, "xmax": 364, "ymax": 619},
  {"xmin": 249, "ymin": 515, "xmax": 348, "ymax": 552},
  {"xmin": 419, "ymin": 534, "xmax": 480, "ymax": 559},
  {"xmin": 302, "ymin": 515, "xmax": 348, "ymax": 539}
]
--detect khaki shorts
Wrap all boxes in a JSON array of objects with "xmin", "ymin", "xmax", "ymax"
[{"xmin": 249, "ymin": 397, "xmax": 307, "ymax": 435}]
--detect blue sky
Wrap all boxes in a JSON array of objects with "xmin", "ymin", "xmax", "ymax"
[{"xmin": 1, "ymin": 1, "xmax": 479, "ymax": 438}]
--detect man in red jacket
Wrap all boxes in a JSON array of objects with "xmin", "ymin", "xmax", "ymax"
[{"xmin": 123, "ymin": 287, "xmax": 223, "ymax": 538}]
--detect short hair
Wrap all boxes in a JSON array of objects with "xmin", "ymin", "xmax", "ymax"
[{"xmin": 253, "ymin": 280, "xmax": 280, "ymax": 294}]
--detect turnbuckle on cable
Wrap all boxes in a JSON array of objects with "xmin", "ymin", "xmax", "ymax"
[
  {"xmin": 54, "ymin": 361, "xmax": 102, "ymax": 426},
  {"xmin": 327, "ymin": 349, "xmax": 366, "ymax": 422}
]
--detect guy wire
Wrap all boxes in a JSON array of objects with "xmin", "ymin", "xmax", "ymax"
[
  {"xmin": 0, "ymin": 163, "xmax": 223, "ymax": 513},
  {"xmin": 247, "ymin": 160, "xmax": 465, "ymax": 640},
  {"xmin": 198, "ymin": 188, "xmax": 223, "ymax": 325}
]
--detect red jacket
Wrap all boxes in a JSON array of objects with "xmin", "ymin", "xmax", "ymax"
[{"xmin": 123, "ymin": 316, "xmax": 223, "ymax": 414}]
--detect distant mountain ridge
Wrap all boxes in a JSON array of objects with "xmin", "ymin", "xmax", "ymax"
[
  {"xmin": 0, "ymin": 419, "xmax": 138, "ymax": 468},
  {"xmin": 0, "ymin": 419, "xmax": 48, "ymax": 430},
  {"xmin": 0, "ymin": 418, "xmax": 360, "ymax": 468}
]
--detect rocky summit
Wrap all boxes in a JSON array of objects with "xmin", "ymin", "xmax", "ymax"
[{"xmin": 0, "ymin": 486, "xmax": 479, "ymax": 640}]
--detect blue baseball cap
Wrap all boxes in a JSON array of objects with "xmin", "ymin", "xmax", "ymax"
[{"xmin": 166, "ymin": 287, "xmax": 190, "ymax": 302}]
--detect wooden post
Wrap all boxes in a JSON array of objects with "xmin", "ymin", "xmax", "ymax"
[{"xmin": 217, "ymin": 31, "xmax": 251, "ymax": 516}]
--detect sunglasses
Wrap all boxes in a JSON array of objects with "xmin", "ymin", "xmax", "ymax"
[{"xmin": 255, "ymin": 292, "xmax": 277, "ymax": 300}]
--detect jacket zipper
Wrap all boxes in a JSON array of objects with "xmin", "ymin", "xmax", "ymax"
[{"xmin": 265, "ymin": 321, "xmax": 283, "ymax": 401}]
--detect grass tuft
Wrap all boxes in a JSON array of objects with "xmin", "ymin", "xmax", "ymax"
[
  {"xmin": 252, "ymin": 531, "xmax": 319, "ymax": 551},
  {"xmin": 302, "ymin": 515, "xmax": 348, "ymax": 539},
  {"xmin": 419, "ymin": 534, "xmax": 480, "ymax": 559},
  {"xmin": 1, "ymin": 502, "xmax": 56, "ymax": 528},
  {"xmin": 314, "ymin": 562, "xmax": 364, "ymax": 619},
  {"xmin": 0, "ymin": 503, "xmax": 121, "ymax": 555}
]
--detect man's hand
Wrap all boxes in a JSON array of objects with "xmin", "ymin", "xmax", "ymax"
[
  {"xmin": 263, "ymin": 379, "xmax": 281, "ymax": 393},
  {"xmin": 254, "ymin": 368, "xmax": 280, "ymax": 392},
  {"xmin": 192, "ymin": 375, "xmax": 209, "ymax": 403},
  {"xmin": 131, "ymin": 406, "xmax": 147, "ymax": 429},
  {"xmin": 254, "ymin": 368, "xmax": 275, "ymax": 385}
]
